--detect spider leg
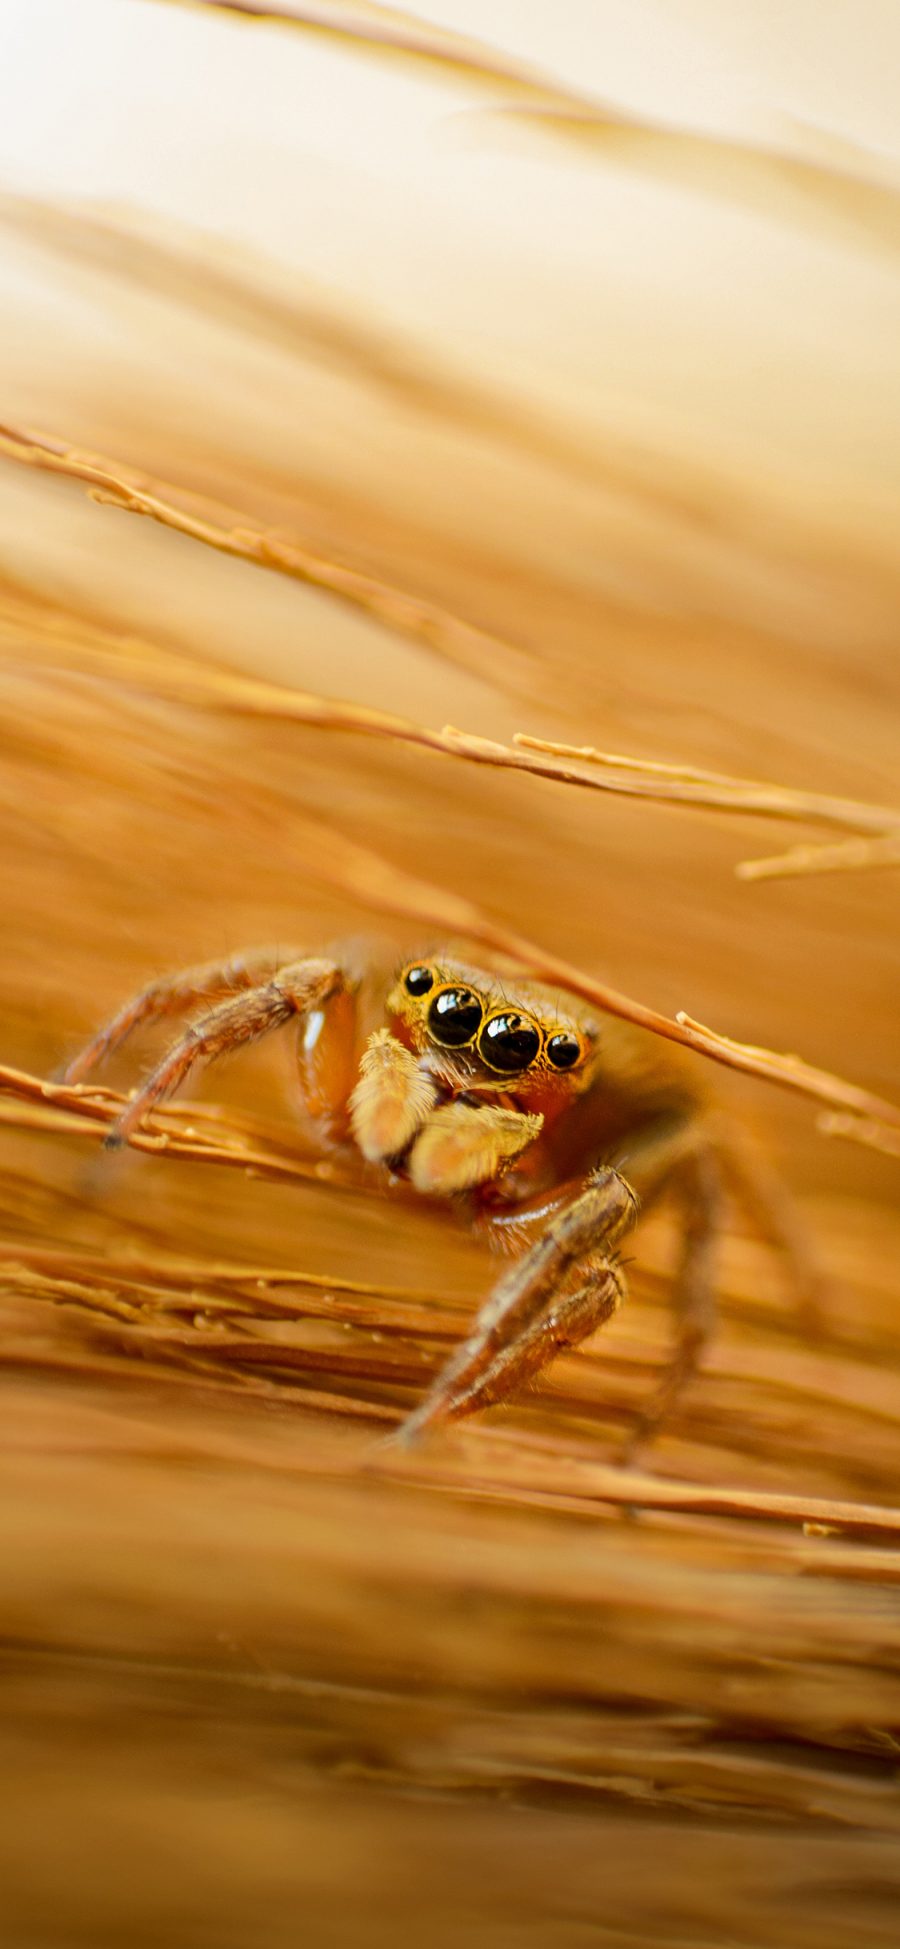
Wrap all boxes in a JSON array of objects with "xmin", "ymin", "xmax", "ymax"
[
  {"xmin": 619, "ymin": 1104, "xmax": 836, "ymax": 1455},
  {"xmin": 620, "ymin": 1143, "xmax": 725, "ymax": 1464},
  {"xmin": 715, "ymin": 1121, "xmax": 832, "ymax": 1337},
  {"xmin": 476, "ymin": 1177, "xmax": 594, "ymax": 1256},
  {"xmin": 63, "ymin": 946, "xmax": 308, "ymax": 1083},
  {"xmin": 102, "ymin": 957, "xmax": 344, "ymax": 1148},
  {"xmin": 433, "ymin": 1254, "xmax": 626, "ymax": 1423},
  {"xmin": 398, "ymin": 1165, "xmax": 637, "ymax": 1440}
]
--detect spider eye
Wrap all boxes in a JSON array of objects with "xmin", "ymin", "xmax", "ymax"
[
  {"xmin": 404, "ymin": 965, "xmax": 434, "ymax": 996},
  {"xmin": 479, "ymin": 1012, "xmax": 541, "ymax": 1074},
  {"xmin": 546, "ymin": 1031, "xmax": 582, "ymax": 1071},
  {"xmin": 428, "ymin": 986, "xmax": 483, "ymax": 1046}
]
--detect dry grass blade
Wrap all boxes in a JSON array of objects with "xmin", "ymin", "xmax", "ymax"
[
  {"xmin": 155, "ymin": 1, "xmax": 900, "ymax": 259},
  {"xmin": 384, "ymin": 1435, "xmax": 900, "ymax": 1545},
  {"xmin": 8, "ymin": 560, "xmax": 899, "ymax": 883},
  {"xmin": 514, "ymin": 732, "xmax": 900, "ymax": 839},
  {"xmin": 41, "ymin": 787, "xmax": 888, "ymax": 1139},
  {"xmin": 818, "ymin": 1114, "xmax": 900, "ymax": 1158},
  {"xmin": 1, "ymin": 657, "xmax": 897, "ymax": 1145},
  {"xmin": 0, "ymin": 422, "xmax": 534, "ymax": 688},
  {"xmin": 739, "ymin": 832, "xmax": 900, "ymax": 881},
  {"xmin": 4, "ymin": 1232, "xmax": 900, "ymax": 1543},
  {"xmin": 0, "ymin": 1063, "xmax": 368, "ymax": 1192}
]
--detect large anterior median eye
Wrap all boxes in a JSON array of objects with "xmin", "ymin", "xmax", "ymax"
[
  {"xmin": 428, "ymin": 985, "xmax": 483, "ymax": 1046},
  {"xmin": 478, "ymin": 1011, "xmax": 541, "ymax": 1073}
]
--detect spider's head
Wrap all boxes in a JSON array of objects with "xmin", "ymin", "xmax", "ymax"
[{"xmin": 387, "ymin": 956, "xmax": 598, "ymax": 1100}]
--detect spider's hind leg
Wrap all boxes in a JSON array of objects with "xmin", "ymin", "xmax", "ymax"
[
  {"xmin": 716, "ymin": 1121, "xmax": 833, "ymax": 1338},
  {"xmin": 613, "ymin": 1109, "xmax": 827, "ymax": 1463},
  {"xmin": 620, "ymin": 1140, "xmax": 725, "ymax": 1464}
]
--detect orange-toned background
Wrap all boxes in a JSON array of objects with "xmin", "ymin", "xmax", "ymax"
[{"xmin": 1, "ymin": 5, "xmax": 899, "ymax": 1945}]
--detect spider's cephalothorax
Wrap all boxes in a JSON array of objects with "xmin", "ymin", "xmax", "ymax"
[{"xmin": 62, "ymin": 943, "xmax": 818, "ymax": 1450}]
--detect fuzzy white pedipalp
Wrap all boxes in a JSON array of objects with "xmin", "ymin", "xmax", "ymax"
[
  {"xmin": 348, "ymin": 1029, "xmax": 439, "ymax": 1163},
  {"xmin": 408, "ymin": 1102, "xmax": 543, "ymax": 1197}
]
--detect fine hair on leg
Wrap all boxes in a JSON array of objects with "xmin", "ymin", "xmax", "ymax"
[
  {"xmin": 399, "ymin": 1165, "xmax": 638, "ymax": 1440},
  {"xmin": 102, "ymin": 957, "xmax": 344, "ymax": 1147},
  {"xmin": 64, "ymin": 946, "xmax": 309, "ymax": 1084}
]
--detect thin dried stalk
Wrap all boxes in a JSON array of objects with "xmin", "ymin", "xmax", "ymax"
[
  {"xmin": 738, "ymin": 832, "xmax": 900, "ymax": 881},
  {"xmin": 4, "ymin": 604, "xmax": 898, "ymax": 1144},
  {"xmin": 818, "ymin": 1114, "xmax": 900, "ymax": 1158},
  {"xmin": 48, "ymin": 788, "xmax": 893, "ymax": 1138},
  {"xmin": 3, "ymin": 1238, "xmax": 898, "ymax": 1541},
  {"xmin": 0, "ymin": 423, "xmax": 534, "ymax": 688},
  {"xmin": 514, "ymin": 732, "xmax": 899, "ymax": 842},
  {"xmin": 155, "ymin": 2, "xmax": 900, "ymax": 259},
  {"xmin": 386, "ymin": 1434, "xmax": 900, "ymax": 1545},
  {"xmin": 0, "ymin": 1063, "xmax": 366, "ymax": 1193},
  {"xmin": 6, "ymin": 534, "xmax": 899, "ymax": 883},
  {"xmin": 2, "ymin": 747, "xmax": 898, "ymax": 1147}
]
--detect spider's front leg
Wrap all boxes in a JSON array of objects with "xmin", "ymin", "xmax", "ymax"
[
  {"xmin": 400, "ymin": 1166, "xmax": 638, "ymax": 1441},
  {"xmin": 63, "ymin": 948, "xmax": 351, "ymax": 1148},
  {"xmin": 63, "ymin": 947, "xmax": 308, "ymax": 1083}
]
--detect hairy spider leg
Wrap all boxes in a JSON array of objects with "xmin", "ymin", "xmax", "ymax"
[
  {"xmin": 715, "ymin": 1120, "xmax": 832, "ymax": 1337},
  {"xmin": 398, "ymin": 1165, "xmax": 638, "ymax": 1439},
  {"xmin": 442, "ymin": 1254, "xmax": 626, "ymax": 1420},
  {"xmin": 620, "ymin": 1141, "xmax": 725, "ymax": 1462},
  {"xmin": 415, "ymin": 1109, "xmax": 730, "ymax": 1452},
  {"xmin": 91, "ymin": 957, "xmax": 348, "ymax": 1148},
  {"xmin": 617, "ymin": 1111, "xmax": 831, "ymax": 1457},
  {"xmin": 63, "ymin": 946, "xmax": 309, "ymax": 1084}
]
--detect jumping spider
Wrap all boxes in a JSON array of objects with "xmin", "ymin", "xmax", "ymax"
[{"xmin": 65, "ymin": 944, "xmax": 818, "ymax": 1451}]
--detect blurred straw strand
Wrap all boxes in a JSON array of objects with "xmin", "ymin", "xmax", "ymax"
[
  {"xmin": 154, "ymin": 1, "xmax": 900, "ymax": 259},
  {"xmin": 0, "ymin": 422, "xmax": 536, "ymax": 689},
  {"xmin": 2, "ymin": 418, "xmax": 899, "ymax": 881},
  {"xmin": 3, "ymin": 1230, "xmax": 899, "ymax": 1541},
  {"xmin": 737, "ymin": 832, "xmax": 900, "ymax": 881},
  {"xmin": 3, "ymin": 597, "xmax": 899, "ymax": 1146},
  {"xmin": 0, "ymin": 1062, "xmax": 367, "ymax": 1192},
  {"xmin": 513, "ymin": 732, "xmax": 900, "ymax": 873},
  {"xmin": 11, "ymin": 587, "xmax": 899, "ymax": 851},
  {"xmin": 1, "ymin": 760, "xmax": 899, "ymax": 1142}
]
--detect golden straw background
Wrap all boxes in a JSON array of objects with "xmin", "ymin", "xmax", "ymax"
[{"xmin": 1, "ymin": 3, "xmax": 899, "ymax": 1945}]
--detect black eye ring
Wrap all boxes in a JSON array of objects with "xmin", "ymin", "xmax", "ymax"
[
  {"xmin": 404, "ymin": 965, "xmax": 434, "ymax": 996},
  {"xmin": 546, "ymin": 1030, "xmax": 582, "ymax": 1071},
  {"xmin": 478, "ymin": 1011, "xmax": 541, "ymax": 1074},
  {"xmin": 428, "ymin": 985, "xmax": 483, "ymax": 1047}
]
